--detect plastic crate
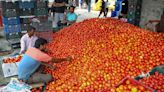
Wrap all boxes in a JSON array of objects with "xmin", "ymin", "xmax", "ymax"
[
  {"xmin": 21, "ymin": 23, "xmax": 31, "ymax": 32},
  {"xmin": 34, "ymin": 8, "xmax": 48, "ymax": 16},
  {"xmin": 116, "ymin": 76, "xmax": 155, "ymax": 92},
  {"xmin": 5, "ymin": 32, "xmax": 22, "ymax": 40},
  {"xmin": 37, "ymin": 21, "xmax": 52, "ymax": 31},
  {"xmin": 2, "ymin": 17, "xmax": 20, "ymax": 25},
  {"xmin": 117, "ymin": 0, "xmax": 124, "ymax": 1},
  {"xmin": 0, "ymin": 16, "xmax": 2, "ymax": 27},
  {"xmin": 19, "ymin": 8, "xmax": 34, "ymax": 16},
  {"xmin": 35, "ymin": 31, "xmax": 53, "ymax": 42},
  {"xmin": 19, "ymin": 1, "xmax": 35, "ymax": 9},
  {"xmin": 111, "ymin": 11, "xmax": 119, "ymax": 17},
  {"xmin": 8, "ymin": 39, "xmax": 21, "ymax": 49},
  {"xmin": 2, "ymin": 9, "xmax": 18, "ymax": 18},
  {"xmin": 20, "ymin": 18, "xmax": 31, "ymax": 24},
  {"xmin": 36, "ymin": 1, "xmax": 48, "ymax": 8},
  {"xmin": 4, "ymin": 24, "xmax": 21, "ymax": 34},
  {"xmin": 37, "ymin": 16, "xmax": 48, "ymax": 22},
  {"xmin": 128, "ymin": 18, "xmax": 135, "ymax": 24},
  {"xmin": 1, "ymin": 1, "xmax": 18, "ymax": 9}
]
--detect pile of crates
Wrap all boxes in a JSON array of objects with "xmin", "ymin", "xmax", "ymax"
[
  {"xmin": 1, "ymin": 1, "xmax": 21, "ymax": 49},
  {"xmin": 128, "ymin": 0, "xmax": 142, "ymax": 26},
  {"xmin": 35, "ymin": 0, "xmax": 48, "ymax": 17},
  {"xmin": 19, "ymin": 1, "xmax": 35, "ymax": 33},
  {"xmin": 19, "ymin": 0, "xmax": 49, "ymax": 33},
  {"xmin": 1, "ymin": 0, "xmax": 50, "ymax": 49}
]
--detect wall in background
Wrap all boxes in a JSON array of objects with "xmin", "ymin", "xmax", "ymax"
[{"xmin": 140, "ymin": 0, "xmax": 164, "ymax": 30}]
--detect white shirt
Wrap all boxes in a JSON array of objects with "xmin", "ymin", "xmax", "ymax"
[{"xmin": 20, "ymin": 33, "xmax": 38, "ymax": 54}]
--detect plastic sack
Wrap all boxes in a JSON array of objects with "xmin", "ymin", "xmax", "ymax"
[{"xmin": 0, "ymin": 78, "xmax": 32, "ymax": 92}]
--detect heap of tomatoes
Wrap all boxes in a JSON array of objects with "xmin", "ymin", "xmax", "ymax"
[
  {"xmin": 3, "ymin": 55, "xmax": 22, "ymax": 63},
  {"xmin": 45, "ymin": 18, "xmax": 163, "ymax": 91},
  {"xmin": 139, "ymin": 72, "xmax": 164, "ymax": 92},
  {"xmin": 114, "ymin": 79, "xmax": 153, "ymax": 92}
]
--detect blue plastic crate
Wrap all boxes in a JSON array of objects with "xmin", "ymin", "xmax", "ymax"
[
  {"xmin": 2, "ymin": 17, "xmax": 20, "ymax": 25},
  {"xmin": 115, "ymin": 1, "xmax": 122, "ymax": 11},
  {"xmin": 4, "ymin": 24, "xmax": 21, "ymax": 34},
  {"xmin": 19, "ymin": 1, "xmax": 35, "ymax": 9},
  {"xmin": 117, "ymin": 0, "xmax": 124, "ymax": 2},
  {"xmin": 111, "ymin": 11, "xmax": 119, "ymax": 17}
]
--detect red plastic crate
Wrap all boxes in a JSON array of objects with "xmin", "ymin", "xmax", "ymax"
[
  {"xmin": 35, "ymin": 31, "xmax": 53, "ymax": 42},
  {"xmin": 115, "ymin": 76, "xmax": 155, "ymax": 92},
  {"xmin": 0, "ymin": 16, "xmax": 2, "ymax": 27}
]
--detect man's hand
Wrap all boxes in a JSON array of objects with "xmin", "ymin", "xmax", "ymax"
[
  {"xmin": 65, "ymin": 57, "xmax": 72, "ymax": 62},
  {"xmin": 41, "ymin": 63, "xmax": 56, "ymax": 70},
  {"xmin": 49, "ymin": 65, "xmax": 56, "ymax": 70},
  {"xmin": 20, "ymin": 50, "xmax": 26, "ymax": 54}
]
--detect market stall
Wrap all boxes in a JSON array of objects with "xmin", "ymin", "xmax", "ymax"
[{"xmin": 0, "ymin": 18, "xmax": 163, "ymax": 92}]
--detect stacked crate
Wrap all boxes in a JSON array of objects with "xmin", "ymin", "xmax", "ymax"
[
  {"xmin": 2, "ymin": 1, "xmax": 21, "ymax": 40},
  {"xmin": 35, "ymin": 0, "xmax": 48, "ymax": 17},
  {"xmin": 134, "ymin": 0, "xmax": 142, "ymax": 26},
  {"xmin": 35, "ymin": 1, "xmax": 51, "ymax": 32},
  {"xmin": 1, "ymin": 0, "xmax": 51, "ymax": 48},
  {"xmin": 128, "ymin": 0, "xmax": 142, "ymax": 26},
  {"xmin": 1, "ymin": 1, "xmax": 21, "ymax": 49},
  {"xmin": 19, "ymin": 1, "xmax": 35, "ymax": 33}
]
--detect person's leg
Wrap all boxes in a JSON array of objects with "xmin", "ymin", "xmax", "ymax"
[
  {"xmin": 59, "ymin": 13, "xmax": 65, "ymax": 23},
  {"xmin": 98, "ymin": 9, "xmax": 103, "ymax": 18},
  {"xmin": 52, "ymin": 13, "xmax": 59, "ymax": 30},
  {"xmin": 105, "ymin": 8, "xmax": 108, "ymax": 17},
  {"xmin": 58, "ymin": 13, "xmax": 65, "ymax": 28},
  {"xmin": 27, "ymin": 73, "xmax": 53, "ymax": 84},
  {"xmin": 103, "ymin": 8, "xmax": 106, "ymax": 17}
]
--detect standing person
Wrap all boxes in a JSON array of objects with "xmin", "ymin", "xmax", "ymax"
[
  {"xmin": 20, "ymin": 26, "xmax": 38, "ymax": 54},
  {"xmin": 98, "ymin": 0, "xmax": 106, "ymax": 18},
  {"xmin": 105, "ymin": 0, "xmax": 110, "ymax": 17},
  {"xmin": 52, "ymin": 0, "xmax": 66, "ymax": 31},
  {"xmin": 18, "ymin": 38, "xmax": 72, "ymax": 83}
]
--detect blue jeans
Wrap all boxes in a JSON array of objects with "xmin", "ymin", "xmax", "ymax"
[{"xmin": 52, "ymin": 13, "xmax": 64, "ymax": 28}]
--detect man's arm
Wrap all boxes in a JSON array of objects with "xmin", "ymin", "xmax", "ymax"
[
  {"xmin": 20, "ymin": 38, "xmax": 26, "ymax": 54},
  {"xmin": 41, "ymin": 62, "xmax": 56, "ymax": 70},
  {"xmin": 40, "ymin": 57, "xmax": 72, "ymax": 70},
  {"xmin": 51, "ymin": 57, "xmax": 72, "ymax": 63}
]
